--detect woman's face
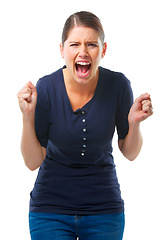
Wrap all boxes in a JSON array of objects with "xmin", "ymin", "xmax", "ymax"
[{"xmin": 60, "ymin": 26, "xmax": 107, "ymax": 85}]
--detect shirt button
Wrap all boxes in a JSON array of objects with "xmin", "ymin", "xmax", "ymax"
[
  {"xmin": 83, "ymin": 137, "xmax": 86, "ymax": 141},
  {"xmin": 82, "ymin": 111, "xmax": 85, "ymax": 114},
  {"xmin": 83, "ymin": 128, "xmax": 86, "ymax": 132},
  {"xmin": 83, "ymin": 145, "xmax": 86, "ymax": 148},
  {"xmin": 81, "ymin": 152, "xmax": 85, "ymax": 156},
  {"xmin": 82, "ymin": 119, "xmax": 86, "ymax": 123}
]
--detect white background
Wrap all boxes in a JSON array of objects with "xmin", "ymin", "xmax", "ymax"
[{"xmin": 1, "ymin": 0, "xmax": 165, "ymax": 239}]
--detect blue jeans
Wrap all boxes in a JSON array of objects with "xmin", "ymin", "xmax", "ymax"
[{"xmin": 29, "ymin": 212, "xmax": 125, "ymax": 240}]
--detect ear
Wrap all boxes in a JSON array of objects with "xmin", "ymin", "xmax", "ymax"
[
  {"xmin": 60, "ymin": 43, "xmax": 64, "ymax": 58},
  {"xmin": 101, "ymin": 42, "xmax": 107, "ymax": 58}
]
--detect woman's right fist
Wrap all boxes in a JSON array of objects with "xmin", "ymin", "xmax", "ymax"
[{"xmin": 17, "ymin": 81, "xmax": 37, "ymax": 119}]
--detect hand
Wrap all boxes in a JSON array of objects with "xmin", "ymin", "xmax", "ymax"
[
  {"xmin": 128, "ymin": 93, "xmax": 153, "ymax": 126},
  {"xmin": 17, "ymin": 81, "xmax": 37, "ymax": 120}
]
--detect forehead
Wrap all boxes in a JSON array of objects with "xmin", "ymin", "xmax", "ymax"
[{"xmin": 66, "ymin": 26, "xmax": 100, "ymax": 42}]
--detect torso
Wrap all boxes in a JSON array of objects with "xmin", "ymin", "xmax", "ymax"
[{"xmin": 30, "ymin": 66, "xmax": 133, "ymax": 215}]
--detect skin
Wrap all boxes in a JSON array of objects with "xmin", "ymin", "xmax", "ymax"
[
  {"xmin": 60, "ymin": 27, "xmax": 107, "ymax": 87},
  {"xmin": 17, "ymin": 81, "xmax": 46, "ymax": 170},
  {"xmin": 60, "ymin": 27, "xmax": 107, "ymax": 111},
  {"xmin": 17, "ymin": 26, "xmax": 153, "ymax": 170}
]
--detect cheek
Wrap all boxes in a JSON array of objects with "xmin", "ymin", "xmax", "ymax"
[
  {"xmin": 64, "ymin": 49, "xmax": 77, "ymax": 63},
  {"xmin": 92, "ymin": 50, "xmax": 102, "ymax": 65}
]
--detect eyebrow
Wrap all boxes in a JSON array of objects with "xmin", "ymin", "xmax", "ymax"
[
  {"xmin": 87, "ymin": 41, "xmax": 99, "ymax": 44},
  {"xmin": 69, "ymin": 41, "xmax": 99, "ymax": 44},
  {"xmin": 69, "ymin": 41, "xmax": 79, "ymax": 44}
]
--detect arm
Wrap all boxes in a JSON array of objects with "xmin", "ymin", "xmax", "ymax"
[
  {"xmin": 21, "ymin": 117, "xmax": 47, "ymax": 171},
  {"xmin": 118, "ymin": 93, "xmax": 153, "ymax": 161},
  {"xmin": 17, "ymin": 81, "xmax": 47, "ymax": 170}
]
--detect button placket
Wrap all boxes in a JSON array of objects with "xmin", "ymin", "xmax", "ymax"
[{"xmin": 81, "ymin": 110, "xmax": 87, "ymax": 157}]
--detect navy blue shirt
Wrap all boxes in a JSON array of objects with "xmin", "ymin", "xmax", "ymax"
[{"xmin": 30, "ymin": 66, "xmax": 133, "ymax": 215}]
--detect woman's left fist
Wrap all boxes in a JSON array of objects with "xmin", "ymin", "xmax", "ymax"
[{"xmin": 128, "ymin": 93, "xmax": 153, "ymax": 125}]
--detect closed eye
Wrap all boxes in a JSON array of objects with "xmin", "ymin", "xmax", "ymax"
[
  {"xmin": 69, "ymin": 43, "xmax": 79, "ymax": 47},
  {"xmin": 88, "ymin": 43, "xmax": 98, "ymax": 47},
  {"xmin": 69, "ymin": 42, "xmax": 98, "ymax": 47}
]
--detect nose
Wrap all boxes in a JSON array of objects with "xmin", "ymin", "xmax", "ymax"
[{"xmin": 78, "ymin": 45, "xmax": 88, "ymax": 58}]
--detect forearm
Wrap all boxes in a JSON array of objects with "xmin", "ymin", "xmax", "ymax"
[
  {"xmin": 120, "ymin": 123, "xmax": 143, "ymax": 161},
  {"xmin": 21, "ymin": 116, "xmax": 44, "ymax": 170},
  {"xmin": 119, "ymin": 93, "xmax": 153, "ymax": 161}
]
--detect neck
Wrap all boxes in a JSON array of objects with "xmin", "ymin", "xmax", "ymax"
[{"xmin": 63, "ymin": 68, "xmax": 99, "ymax": 97}]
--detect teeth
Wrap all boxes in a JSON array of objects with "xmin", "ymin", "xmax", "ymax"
[{"xmin": 76, "ymin": 62, "xmax": 91, "ymax": 65}]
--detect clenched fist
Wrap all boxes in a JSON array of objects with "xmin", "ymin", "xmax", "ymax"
[
  {"xmin": 17, "ymin": 81, "xmax": 37, "ymax": 120},
  {"xmin": 128, "ymin": 93, "xmax": 153, "ymax": 126}
]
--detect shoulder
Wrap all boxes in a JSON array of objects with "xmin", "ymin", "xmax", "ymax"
[
  {"xmin": 100, "ymin": 66, "xmax": 130, "ymax": 82},
  {"xmin": 99, "ymin": 66, "xmax": 133, "ymax": 105},
  {"xmin": 99, "ymin": 66, "xmax": 131, "ymax": 91},
  {"xmin": 36, "ymin": 68, "xmax": 63, "ymax": 91}
]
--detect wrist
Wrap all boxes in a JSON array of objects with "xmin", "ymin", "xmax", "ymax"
[
  {"xmin": 22, "ymin": 113, "xmax": 35, "ymax": 124},
  {"xmin": 129, "ymin": 120, "xmax": 140, "ymax": 130}
]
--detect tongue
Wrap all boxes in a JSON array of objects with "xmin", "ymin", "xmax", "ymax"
[{"xmin": 77, "ymin": 64, "xmax": 90, "ymax": 74}]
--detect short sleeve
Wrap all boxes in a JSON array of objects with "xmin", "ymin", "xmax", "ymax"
[
  {"xmin": 116, "ymin": 75, "xmax": 134, "ymax": 139},
  {"xmin": 35, "ymin": 79, "xmax": 49, "ymax": 148}
]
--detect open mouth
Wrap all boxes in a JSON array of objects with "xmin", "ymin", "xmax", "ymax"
[{"xmin": 75, "ymin": 61, "xmax": 91, "ymax": 77}]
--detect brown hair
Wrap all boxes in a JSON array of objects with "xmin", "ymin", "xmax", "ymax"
[{"xmin": 62, "ymin": 11, "xmax": 105, "ymax": 45}]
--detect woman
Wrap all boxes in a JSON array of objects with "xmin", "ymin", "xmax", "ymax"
[{"xmin": 17, "ymin": 11, "xmax": 153, "ymax": 240}]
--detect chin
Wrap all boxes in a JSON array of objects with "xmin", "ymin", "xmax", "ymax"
[
  {"xmin": 74, "ymin": 68, "xmax": 98, "ymax": 85},
  {"xmin": 74, "ymin": 77, "xmax": 91, "ymax": 85}
]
